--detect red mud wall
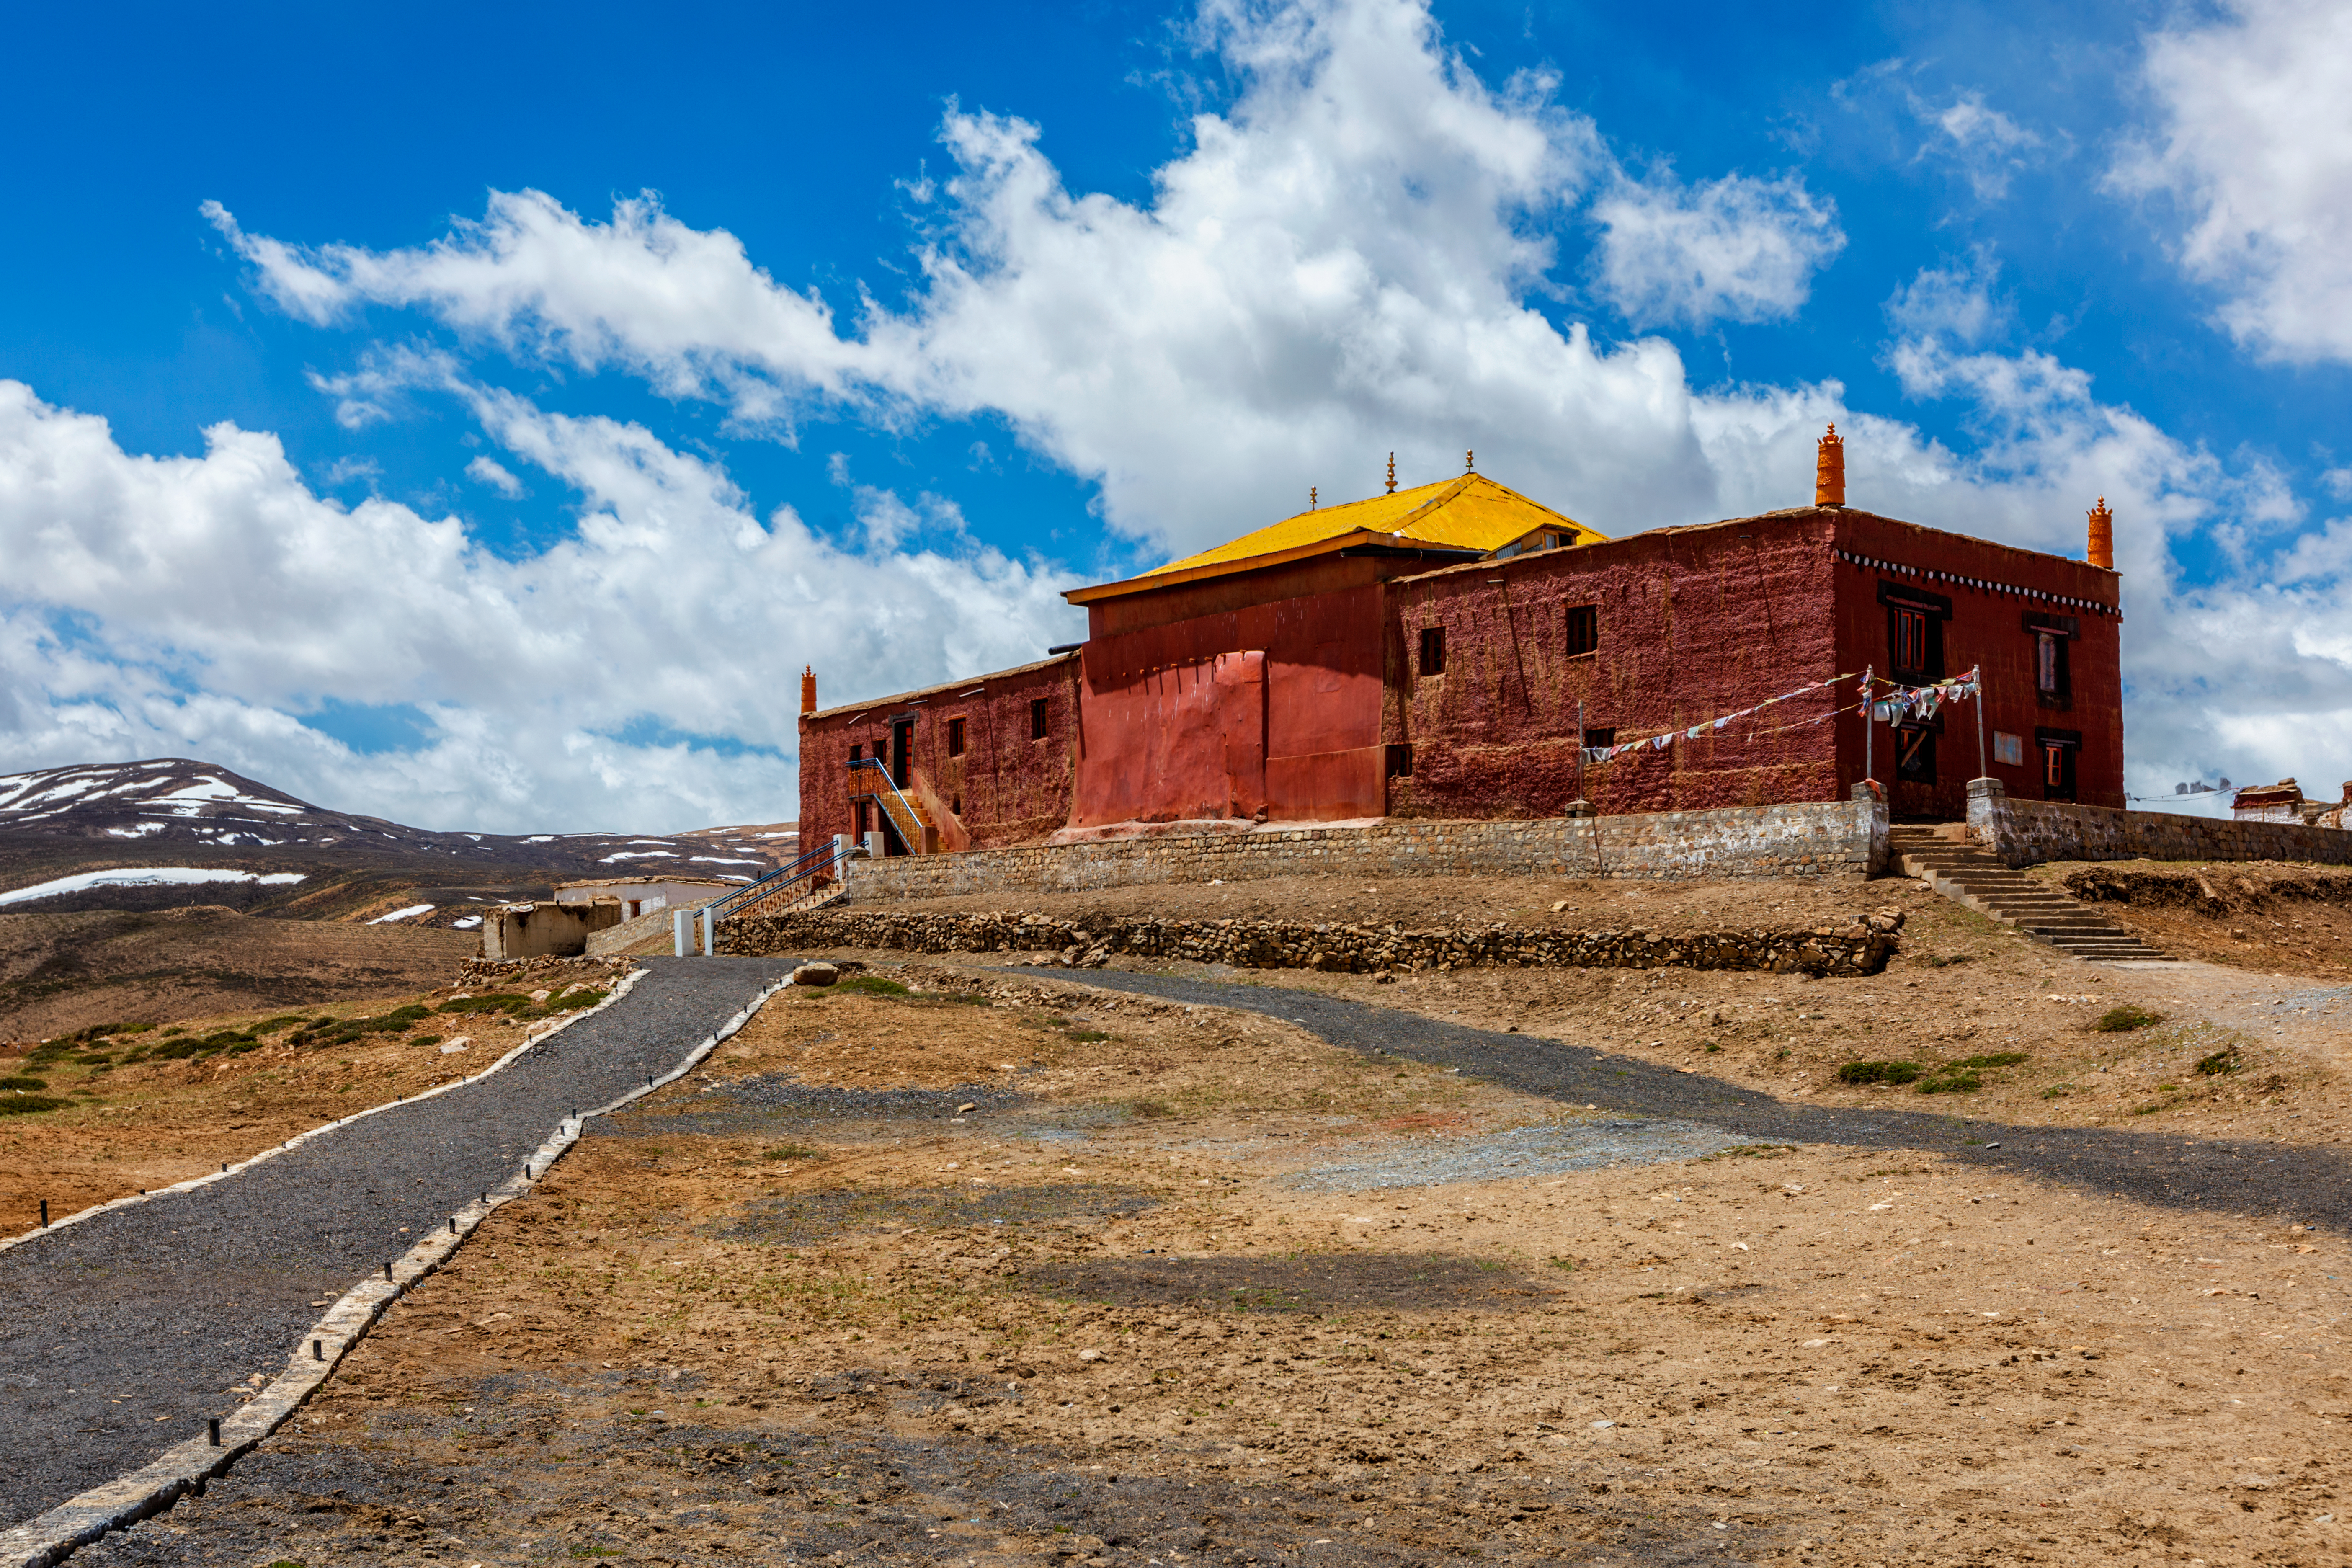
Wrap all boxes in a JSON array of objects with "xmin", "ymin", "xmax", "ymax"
[
  {"xmin": 797, "ymin": 656, "xmax": 1082, "ymax": 853},
  {"xmin": 1830, "ymin": 511, "xmax": 2122, "ymax": 816},
  {"xmin": 1076, "ymin": 561, "xmax": 1387, "ymax": 825},
  {"xmin": 1387, "ymin": 516, "xmax": 1844, "ymax": 818}
]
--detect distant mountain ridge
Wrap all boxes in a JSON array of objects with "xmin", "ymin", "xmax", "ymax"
[{"xmin": 0, "ymin": 759, "xmax": 795, "ymax": 882}]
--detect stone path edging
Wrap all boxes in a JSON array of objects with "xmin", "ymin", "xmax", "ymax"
[
  {"xmin": 0, "ymin": 968, "xmax": 789, "ymax": 1568},
  {"xmin": 0, "ymin": 968, "xmax": 650, "ymax": 1258}
]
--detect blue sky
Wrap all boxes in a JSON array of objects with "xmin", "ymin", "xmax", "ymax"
[{"xmin": 1, "ymin": 0, "xmax": 2346, "ymax": 830}]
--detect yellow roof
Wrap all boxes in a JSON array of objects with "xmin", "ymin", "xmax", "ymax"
[{"xmin": 1067, "ymin": 473, "xmax": 1604, "ymax": 603}]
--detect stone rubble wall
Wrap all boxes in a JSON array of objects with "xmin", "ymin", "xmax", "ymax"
[
  {"xmin": 719, "ymin": 908, "xmax": 1900, "ymax": 978},
  {"xmin": 1968, "ymin": 781, "xmax": 2352, "ymax": 869},
  {"xmin": 837, "ymin": 798, "xmax": 1883, "ymax": 903}
]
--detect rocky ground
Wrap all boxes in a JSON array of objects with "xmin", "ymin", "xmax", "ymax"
[{"xmin": 27, "ymin": 861, "xmax": 2350, "ymax": 1568}]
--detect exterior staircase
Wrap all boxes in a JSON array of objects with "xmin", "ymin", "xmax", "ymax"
[
  {"xmin": 732, "ymin": 878, "xmax": 846, "ymax": 923},
  {"xmin": 851, "ymin": 758, "xmax": 936, "ymax": 855},
  {"xmin": 1889, "ymin": 825, "xmax": 2173, "ymax": 962}
]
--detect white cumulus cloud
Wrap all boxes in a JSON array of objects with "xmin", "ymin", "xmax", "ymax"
[
  {"xmin": 464, "ymin": 454, "xmax": 525, "ymax": 498},
  {"xmin": 1590, "ymin": 169, "xmax": 1844, "ymax": 328},
  {"xmin": 0, "ymin": 379, "xmax": 1082, "ymax": 831},
  {"xmin": 2112, "ymin": 0, "xmax": 2352, "ymax": 364}
]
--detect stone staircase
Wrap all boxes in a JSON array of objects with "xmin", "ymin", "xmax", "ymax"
[{"xmin": 1889, "ymin": 825, "xmax": 2173, "ymax": 962}]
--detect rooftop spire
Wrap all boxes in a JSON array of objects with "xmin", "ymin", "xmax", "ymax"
[
  {"xmin": 1465, "ymin": 449, "xmax": 1475, "ymax": 472},
  {"xmin": 1815, "ymin": 423, "xmax": 1846, "ymax": 508},
  {"xmin": 1385, "ymin": 452, "xmax": 1397, "ymax": 494},
  {"xmin": 2087, "ymin": 496, "xmax": 2114, "ymax": 571}
]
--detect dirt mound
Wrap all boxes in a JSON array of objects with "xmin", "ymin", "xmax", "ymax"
[{"xmin": 2052, "ymin": 860, "xmax": 2352, "ymax": 975}]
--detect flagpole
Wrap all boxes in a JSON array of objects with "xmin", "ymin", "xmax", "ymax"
[
  {"xmin": 1862, "ymin": 665, "xmax": 1874, "ymax": 789},
  {"xmin": 1972, "ymin": 663, "xmax": 1987, "ymax": 779}
]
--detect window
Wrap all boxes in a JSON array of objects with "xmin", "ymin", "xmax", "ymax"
[
  {"xmin": 1030, "ymin": 698, "xmax": 1050, "ymax": 740},
  {"xmin": 946, "ymin": 716, "xmax": 967, "ymax": 757},
  {"xmin": 2024, "ymin": 612, "xmax": 2075, "ymax": 708},
  {"xmin": 1893, "ymin": 607, "xmax": 1929, "ymax": 676},
  {"xmin": 1880, "ymin": 583, "xmax": 1948, "ymax": 681},
  {"xmin": 1565, "ymin": 604, "xmax": 1599, "ymax": 657},
  {"xmin": 1993, "ymin": 730, "xmax": 2024, "ymax": 767},
  {"xmin": 2037, "ymin": 727, "xmax": 2081, "ymax": 802},
  {"xmin": 1419, "ymin": 626, "xmax": 1446, "ymax": 676},
  {"xmin": 1385, "ymin": 743, "xmax": 1413, "ymax": 778},
  {"xmin": 1581, "ymin": 727, "xmax": 1615, "ymax": 750},
  {"xmin": 1895, "ymin": 725, "xmax": 1936, "ymax": 783},
  {"xmin": 950, "ymin": 793, "xmax": 962, "ymax": 815},
  {"xmin": 849, "ymin": 743, "xmax": 863, "ymax": 762}
]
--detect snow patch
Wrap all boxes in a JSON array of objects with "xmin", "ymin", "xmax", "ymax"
[
  {"xmin": 450, "ymin": 914, "xmax": 483, "ymax": 929},
  {"xmin": 599, "ymin": 850, "xmax": 680, "ymax": 862},
  {"xmin": 104, "ymin": 823, "xmax": 168, "ymax": 838},
  {"xmin": 0, "ymin": 867, "xmax": 307, "ymax": 906},
  {"xmin": 368, "ymin": 903, "xmax": 436, "ymax": 924}
]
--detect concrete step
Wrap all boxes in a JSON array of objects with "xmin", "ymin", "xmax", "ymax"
[{"xmin": 1894, "ymin": 843, "xmax": 2174, "ymax": 961}]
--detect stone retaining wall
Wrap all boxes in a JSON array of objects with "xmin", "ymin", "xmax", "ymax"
[
  {"xmin": 1968, "ymin": 780, "xmax": 2352, "ymax": 869},
  {"xmin": 839, "ymin": 797, "xmax": 1884, "ymax": 903},
  {"xmin": 720, "ymin": 908, "xmax": 1900, "ymax": 977}
]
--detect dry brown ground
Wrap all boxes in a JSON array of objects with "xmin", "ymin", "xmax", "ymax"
[
  {"xmin": 0, "ymin": 964, "xmax": 607, "ymax": 1232},
  {"xmin": 0, "ymin": 904, "xmax": 477, "ymax": 1043},
  {"xmin": 2028, "ymin": 859, "xmax": 2352, "ymax": 979},
  {"xmin": 101, "ymin": 935, "xmax": 2352, "ymax": 1568}
]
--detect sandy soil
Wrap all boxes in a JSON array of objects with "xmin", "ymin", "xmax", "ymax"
[
  {"xmin": 0, "ymin": 904, "xmax": 477, "ymax": 1042},
  {"xmin": 0, "ymin": 957, "xmax": 616, "ymax": 1232},
  {"xmin": 78, "ymin": 944, "xmax": 2352, "ymax": 1568}
]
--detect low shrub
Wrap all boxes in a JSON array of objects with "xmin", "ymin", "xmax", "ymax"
[
  {"xmin": 1916, "ymin": 1071, "xmax": 1983, "ymax": 1094},
  {"xmin": 436, "ymin": 993, "xmax": 532, "ymax": 1016},
  {"xmin": 0, "ymin": 1095, "xmax": 70, "ymax": 1115},
  {"xmin": 2095, "ymin": 1005, "xmax": 2164, "ymax": 1033},
  {"xmin": 1951, "ymin": 1052, "xmax": 2030, "ymax": 1070},
  {"xmin": 2195, "ymin": 1048, "xmax": 2242, "ymax": 1076},
  {"xmin": 1837, "ymin": 1060, "xmax": 1923, "ymax": 1085},
  {"xmin": 0, "ymin": 1075, "xmax": 47, "ymax": 1091}
]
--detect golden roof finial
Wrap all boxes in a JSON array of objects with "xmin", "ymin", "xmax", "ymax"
[
  {"xmin": 1815, "ymin": 423, "xmax": 1846, "ymax": 508},
  {"xmin": 1385, "ymin": 452, "xmax": 1397, "ymax": 494},
  {"xmin": 1465, "ymin": 449, "xmax": 1475, "ymax": 472},
  {"xmin": 2087, "ymin": 495, "xmax": 2114, "ymax": 571},
  {"xmin": 1309, "ymin": 486, "xmax": 1317, "ymax": 511}
]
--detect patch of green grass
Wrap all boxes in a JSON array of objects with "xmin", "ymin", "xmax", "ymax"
[
  {"xmin": 251, "ymin": 1015, "xmax": 311, "ymax": 1034},
  {"xmin": 436, "ymin": 993, "xmax": 533, "ymax": 1016},
  {"xmin": 833, "ymin": 975, "xmax": 910, "ymax": 998},
  {"xmin": 1064, "ymin": 1029, "xmax": 1111, "ymax": 1043},
  {"xmin": 1951, "ymin": 1052, "xmax": 2030, "ymax": 1070},
  {"xmin": 0, "ymin": 1095, "xmax": 71, "ymax": 1115},
  {"xmin": 2040, "ymin": 1084, "xmax": 2074, "ymax": 1099},
  {"xmin": 1915, "ymin": 1070, "xmax": 1983, "ymax": 1094},
  {"xmin": 1837, "ymin": 1060, "xmax": 1922, "ymax": 1086},
  {"xmin": 0, "ymin": 1075, "xmax": 48, "ymax": 1091},
  {"xmin": 2196, "ymin": 1048, "xmax": 2242, "ymax": 1076},
  {"xmin": 2095, "ymin": 1004, "xmax": 2164, "ymax": 1033}
]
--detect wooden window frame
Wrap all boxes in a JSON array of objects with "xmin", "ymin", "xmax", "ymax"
[
  {"xmin": 946, "ymin": 716, "xmax": 967, "ymax": 757},
  {"xmin": 1418, "ymin": 626, "xmax": 1446, "ymax": 677},
  {"xmin": 1565, "ymin": 603, "xmax": 1599, "ymax": 658}
]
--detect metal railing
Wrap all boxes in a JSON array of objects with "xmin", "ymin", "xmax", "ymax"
[
  {"xmin": 705, "ymin": 837, "xmax": 843, "ymax": 924},
  {"xmin": 848, "ymin": 756, "xmax": 929, "ymax": 853}
]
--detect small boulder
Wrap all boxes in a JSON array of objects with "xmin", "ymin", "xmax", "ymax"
[{"xmin": 790, "ymin": 962, "xmax": 841, "ymax": 987}]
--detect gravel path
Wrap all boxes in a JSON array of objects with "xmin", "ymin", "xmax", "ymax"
[
  {"xmin": 0, "ymin": 954, "xmax": 789, "ymax": 1530},
  {"xmin": 1016, "ymin": 967, "xmax": 2352, "ymax": 1233}
]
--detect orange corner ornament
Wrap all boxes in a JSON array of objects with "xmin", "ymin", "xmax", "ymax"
[
  {"xmin": 2087, "ymin": 497, "xmax": 2114, "ymax": 571},
  {"xmin": 1815, "ymin": 424, "xmax": 1846, "ymax": 508}
]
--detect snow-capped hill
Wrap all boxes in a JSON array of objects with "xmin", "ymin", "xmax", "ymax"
[{"xmin": 0, "ymin": 758, "xmax": 795, "ymax": 875}]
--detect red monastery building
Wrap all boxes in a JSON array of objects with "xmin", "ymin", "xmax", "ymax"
[{"xmin": 798, "ymin": 432, "xmax": 2123, "ymax": 855}]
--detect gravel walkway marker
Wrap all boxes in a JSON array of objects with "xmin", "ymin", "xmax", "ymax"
[{"xmin": 0, "ymin": 955, "xmax": 793, "ymax": 1568}]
